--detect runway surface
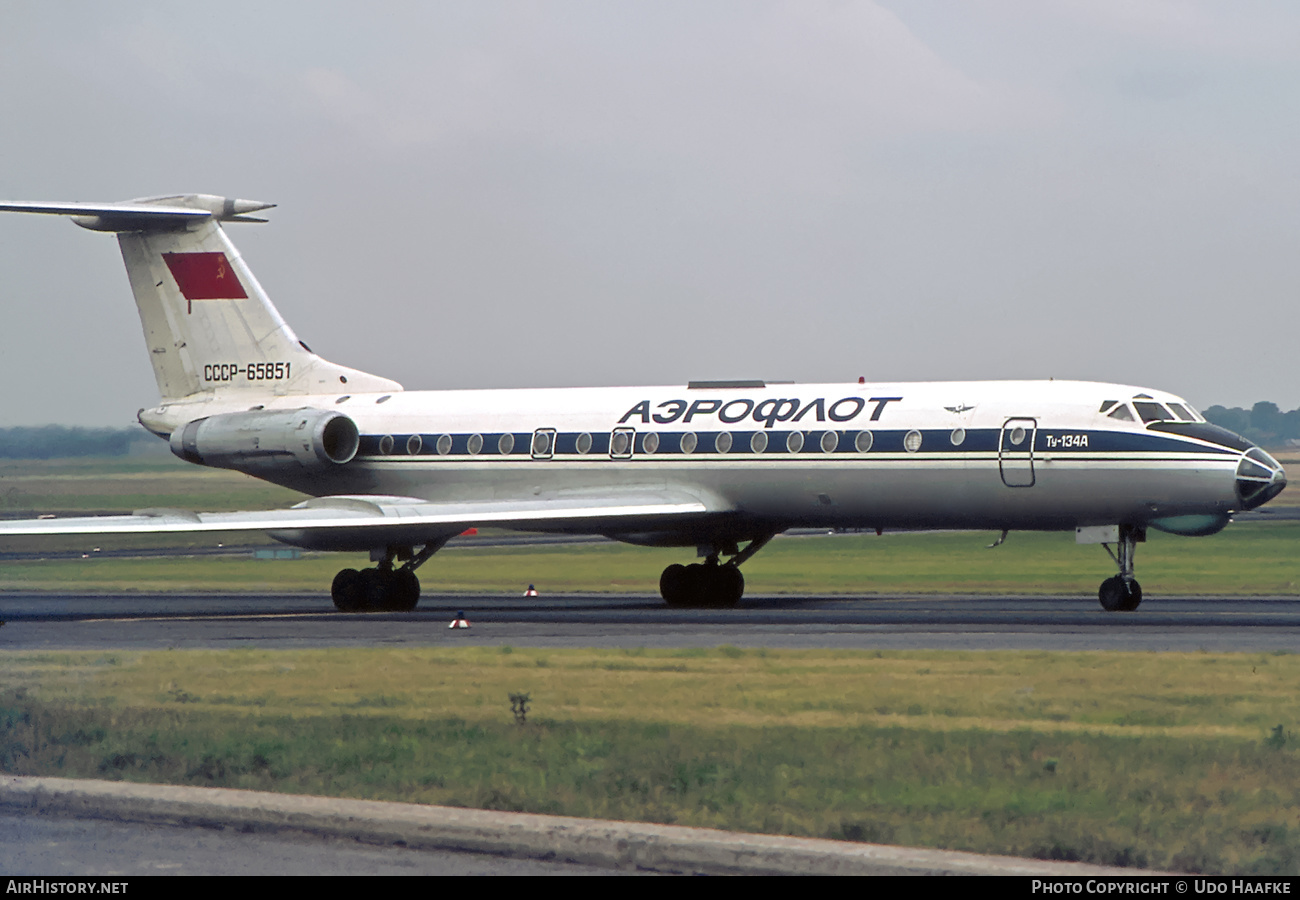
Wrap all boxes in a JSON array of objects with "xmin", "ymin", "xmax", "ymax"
[{"xmin": 3, "ymin": 591, "xmax": 1299, "ymax": 651}]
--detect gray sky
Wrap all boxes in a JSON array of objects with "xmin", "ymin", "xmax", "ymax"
[{"xmin": 1, "ymin": 1, "xmax": 1298, "ymax": 427}]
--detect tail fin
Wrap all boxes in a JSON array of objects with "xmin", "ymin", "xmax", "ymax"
[{"xmin": 0, "ymin": 194, "xmax": 402, "ymax": 403}]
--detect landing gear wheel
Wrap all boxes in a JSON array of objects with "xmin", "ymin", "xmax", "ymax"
[
  {"xmin": 660, "ymin": 564, "xmax": 690, "ymax": 608},
  {"xmin": 1099, "ymin": 576, "xmax": 1142, "ymax": 612},
  {"xmin": 330, "ymin": 540, "xmax": 447, "ymax": 612},
  {"xmin": 332, "ymin": 568, "xmax": 365, "ymax": 612},
  {"xmin": 1119, "ymin": 579, "xmax": 1142, "ymax": 611},
  {"xmin": 360, "ymin": 568, "xmax": 391, "ymax": 610},
  {"xmin": 659, "ymin": 563, "xmax": 745, "ymax": 608},
  {"xmin": 717, "ymin": 565, "xmax": 744, "ymax": 608},
  {"xmin": 685, "ymin": 563, "xmax": 709, "ymax": 607},
  {"xmin": 658, "ymin": 534, "xmax": 771, "ymax": 609},
  {"xmin": 698, "ymin": 564, "xmax": 736, "ymax": 608},
  {"xmin": 388, "ymin": 569, "xmax": 421, "ymax": 611}
]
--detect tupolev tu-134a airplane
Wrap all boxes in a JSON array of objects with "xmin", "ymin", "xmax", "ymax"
[{"xmin": 0, "ymin": 194, "xmax": 1287, "ymax": 612}]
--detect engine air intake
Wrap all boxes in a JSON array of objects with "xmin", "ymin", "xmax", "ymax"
[{"xmin": 171, "ymin": 408, "xmax": 359, "ymax": 472}]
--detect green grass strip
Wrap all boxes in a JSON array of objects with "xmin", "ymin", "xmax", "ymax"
[
  {"xmin": 4, "ymin": 523, "xmax": 1300, "ymax": 595},
  {"xmin": 2, "ymin": 647, "xmax": 1298, "ymax": 873}
]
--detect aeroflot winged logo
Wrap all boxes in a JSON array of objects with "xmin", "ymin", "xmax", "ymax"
[{"xmin": 162, "ymin": 252, "xmax": 248, "ymax": 313}]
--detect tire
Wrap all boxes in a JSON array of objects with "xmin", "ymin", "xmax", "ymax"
[
  {"xmin": 1099, "ymin": 575, "xmax": 1141, "ymax": 612},
  {"xmin": 389, "ymin": 569, "xmax": 421, "ymax": 611},
  {"xmin": 1098, "ymin": 575, "xmax": 1125, "ymax": 611},
  {"xmin": 359, "ymin": 568, "xmax": 391, "ymax": 611},
  {"xmin": 660, "ymin": 563, "xmax": 690, "ymax": 607},
  {"xmin": 1119, "ymin": 579, "xmax": 1142, "ymax": 611},
  {"xmin": 331, "ymin": 568, "xmax": 365, "ymax": 612},
  {"xmin": 717, "ymin": 565, "xmax": 744, "ymax": 608},
  {"xmin": 697, "ymin": 565, "xmax": 721, "ymax": 608},
  {"xmin": 662, "ymin": 563, "xmax": 744, "ymax": 608},
  {"xmin": 684, "ymin": 563, "xmax": 709, "ymax": 607}
]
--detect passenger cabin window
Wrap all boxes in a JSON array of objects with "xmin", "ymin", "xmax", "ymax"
[
  {"xmin": 610, "ymin": 428, "xmax": 634, "ymax": 459},
  {"xmin": 531, "ymin": 429, "xmax": 556, "ymax": 459}
]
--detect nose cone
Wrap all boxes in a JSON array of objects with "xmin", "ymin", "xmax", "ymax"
[{"xmin": 1237, "ymin": 447, "xmax": 1287, "ymax": 510}]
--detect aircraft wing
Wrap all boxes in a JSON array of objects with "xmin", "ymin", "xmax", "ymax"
[{"xmin": 0, "ymin": 491, "xmax": 717, "ymax": 544}]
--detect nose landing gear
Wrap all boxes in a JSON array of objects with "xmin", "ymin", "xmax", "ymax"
[{"xmin": 1098, "ymin": 525, "xmax": 1143, "ymax": 612}]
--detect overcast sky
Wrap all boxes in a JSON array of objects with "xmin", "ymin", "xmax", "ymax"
[{"xmin": 1, "ymin": 1, "xmax": 1298, "ymax": 427}]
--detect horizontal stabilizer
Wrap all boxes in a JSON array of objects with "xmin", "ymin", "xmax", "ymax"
[{"xmin": 0, "ymin": 195, "xmax": 274, "ymax": 232}]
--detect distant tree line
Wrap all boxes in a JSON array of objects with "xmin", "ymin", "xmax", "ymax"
[
  {"xmin": 0, "ymin": 426, "xmax": 153, "ymax": 459},
  {"xmin": 1203, "ymin": 403, "xmax": 1300, "ymax": 447}
]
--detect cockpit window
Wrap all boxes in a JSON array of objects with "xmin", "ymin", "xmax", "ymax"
[
  {"xmin": 1105, "ymin": 399, "xmax": 1203, "ymax": 425},
  {"xmin": 1247, "ymin": 447, "xmax": 1281, "ymax": 469},
  {"xmin": 1133, "ymin": 401, "xmax": 1172, "ymax": 423}
]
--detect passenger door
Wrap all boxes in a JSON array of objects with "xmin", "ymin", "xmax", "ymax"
[{"xmin": 998, "ymin": 418, "xmax": 1037, "ymax": 487}]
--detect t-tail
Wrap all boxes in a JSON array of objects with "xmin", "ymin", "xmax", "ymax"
[{"xmin": 0, "ymin": 194, "xmax": 401, "ymax": 431}]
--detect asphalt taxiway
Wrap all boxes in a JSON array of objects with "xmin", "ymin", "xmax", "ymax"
[{"xmin": 2, "ymin": 591, "xmax": 1299, "ymax": 652}]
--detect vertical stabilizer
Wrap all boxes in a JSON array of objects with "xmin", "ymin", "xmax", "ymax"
[
  {"xmin": 0, "ymin": 194, "xmax": 402, "ymax": 404},
  {"xmin": 111, "ymin": 195, "xmax": 402, "ymax": 402}
]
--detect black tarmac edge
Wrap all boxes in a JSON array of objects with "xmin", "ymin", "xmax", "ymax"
[{"xmin": 1, "ymin": 775, "xmax": 1144, "ymax": 876}]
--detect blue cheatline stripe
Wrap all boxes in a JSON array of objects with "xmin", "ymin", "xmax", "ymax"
[{"xmin": 354, "ymin": 428, "xmax": 1241, "ymax": 460}]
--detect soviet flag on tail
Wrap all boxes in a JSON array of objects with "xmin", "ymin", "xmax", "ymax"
[{"xmin": 162, "ymin": 251, "xmax": 248, "ymax": 313}]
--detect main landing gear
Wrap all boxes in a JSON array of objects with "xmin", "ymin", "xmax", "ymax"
[
  {"xmin": 1098, "ymin": 525, "xmax": 1143, "ymax": 612},
  {"xmin": 659, "ymin": 534, "xmax": 775, "ymax": 609},
  {"xmin": 331, "ymin": 540, "xmax": 446, "ymax": 612}
]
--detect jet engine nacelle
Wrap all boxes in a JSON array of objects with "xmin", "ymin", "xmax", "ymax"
[{"xmin": 170, "ymin": 408, "xmax": 360, "ymax": 472}]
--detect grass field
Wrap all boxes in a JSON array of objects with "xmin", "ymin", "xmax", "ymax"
[
  {"xmin": 0, "ymin": 453, "xmax": 302, "ymax": 515},
  {"xmin": 2, "ymin": 646, "xmax": 1298, "ymax": 873}
]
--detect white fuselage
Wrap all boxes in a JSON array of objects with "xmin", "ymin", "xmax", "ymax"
[{"xmin": 143, "ymin": 378, "xmax": 1274, "ymax": 546}]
